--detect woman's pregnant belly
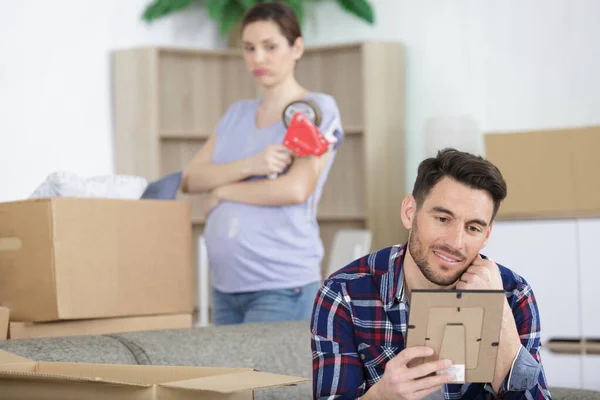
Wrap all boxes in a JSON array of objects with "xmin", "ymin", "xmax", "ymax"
[{"xmin": 203, "ymin": 201, "xmax": 322, "ymax": 264}]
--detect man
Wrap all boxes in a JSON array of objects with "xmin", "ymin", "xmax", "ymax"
[{"xmin": 311, "ymin": 149, "xmax": 550, "ymax": 399}]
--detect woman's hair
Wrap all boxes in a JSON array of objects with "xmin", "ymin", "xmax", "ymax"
[{"xmin": 240, "ymin": 2, "xmax": 302, "ymax": 46}]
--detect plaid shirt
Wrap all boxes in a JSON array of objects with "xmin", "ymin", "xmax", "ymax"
[{"xmin": 311, "ymin": 243, "xmax": 551, "ymax": 399}]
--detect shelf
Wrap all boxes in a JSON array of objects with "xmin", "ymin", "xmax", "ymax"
[
  {"xmin": 343, "ymin": 126, "xmax": 363, "ymax": 136},
  {"xmin": 318, "ymin": 214, "xmax": 367, "ymax": 222},
  {"xmin": 152, "ymin": 41, "xmax": 364, "ymax": 58},
  {"xmin": 160, "ymin": 131, "xmax": 212, "ymax": 140},
  {"xmin": 113, "ymin": 41, "xmax": 406, "ymax": 263},
  {"xmin": 159, "ymin": 126, "xmax": 363, "ymax": 141},
  {"xmin": 496, "ymin": 210, "xmax": 600, "ymax": 221},
  {"xmin": 191, "ymin": 214, "xmax": 366, "ymax": 226},
  {"xmin": 545, "ymin": 338, "xmax": 600, "ymax": 355}
]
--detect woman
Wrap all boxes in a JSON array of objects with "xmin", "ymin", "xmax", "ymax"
[{"xmin": 181, "ymin": 2, "xmax": 344, "ymax": 325}]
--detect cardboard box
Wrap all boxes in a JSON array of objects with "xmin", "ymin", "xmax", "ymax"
[
  {"xmin": 484, "ymin": 126, "xmax": 600, "ymax": 219},
  {"xmin": 0, "ymin": 198, "xmax": 194, "ymax": 322},
  {"xmin": 8, "ymin": 313, "xmax": 193, "ymax": 340},
  {"xmin": 0, "ymin": 350, "xmax": 309, "ymax": 399},
  {"xmin": 0, "ymin": 307, "xmax": 8, "ymax": 340}
]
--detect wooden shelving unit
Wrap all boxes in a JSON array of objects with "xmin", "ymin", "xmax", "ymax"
[{"xmin": 112, "ymin": 41, "xmax": 407, "ymax": 285}]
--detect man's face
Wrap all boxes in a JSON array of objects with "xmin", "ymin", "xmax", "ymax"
[{"xmin": 402, "ymin": 177, "xmax": 494, "ymax": 287}]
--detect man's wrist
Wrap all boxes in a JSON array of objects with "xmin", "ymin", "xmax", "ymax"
[
  {"xmin": 501, "ymin": 300, "xmax": 521, "ymax": 353},
  {"xmin": 362, "ymin": 380, "xmax": 382, "ymax": 400}
]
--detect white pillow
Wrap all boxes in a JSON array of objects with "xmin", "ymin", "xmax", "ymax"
[{"xmin": 29, "ymin": 171, "xmax": 148, "ymax": 200}]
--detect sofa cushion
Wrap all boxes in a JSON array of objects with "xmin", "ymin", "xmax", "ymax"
[
  {"xmin": 0, "ymin": 335, "xmax": 137, "ymax": 364},
  {"xmin": 112, "ymin": 320, "xmax": 313, "ymax": 399},
  {"xmin": 550, "ymin": 387, "xmax": 600, "ymax": 400},
  {"xmin": 1, "ymin": 321, "xmax": 599, "ymax": 400}
]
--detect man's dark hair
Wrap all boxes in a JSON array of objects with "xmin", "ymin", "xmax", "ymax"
[{"xmin": 412, "ymin": 148, "xmax": 508, "ymax": 220}]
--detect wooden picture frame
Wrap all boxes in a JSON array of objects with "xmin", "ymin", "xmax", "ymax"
[{"xmin": 405, "ymin": 289, "xmax": 506, "ymax": 383}]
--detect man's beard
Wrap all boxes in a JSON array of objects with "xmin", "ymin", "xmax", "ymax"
[{"xmin": 407, "ymin": 220, "xmax": 471, "ymax": 286}]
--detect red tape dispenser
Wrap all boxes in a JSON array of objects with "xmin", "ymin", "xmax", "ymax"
[
  {"xmin": 282, "ymin": 99, "xmax": 329, "ymax": 156},
  {"xmin": 267, "ymin": 99, "xmax": 339, "ymax": 179}
]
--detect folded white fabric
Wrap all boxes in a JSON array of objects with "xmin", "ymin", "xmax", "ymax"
[{"xmin": 29, "ymin": 171, "xmax": 148, "ymax": 200}]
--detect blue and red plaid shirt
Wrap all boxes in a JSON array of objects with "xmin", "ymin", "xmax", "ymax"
[{"xmin": 311, "ymin": 243, "xmax": 551, "ymax": 399}]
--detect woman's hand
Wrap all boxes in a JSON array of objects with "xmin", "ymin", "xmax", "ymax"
[
  {"xmin": 204, "ymin": 190, "xmax": 221, "ymax": 218},
  {"xmin": 249, "ymin": 144, "xmax": 293, "ymax": 176}
]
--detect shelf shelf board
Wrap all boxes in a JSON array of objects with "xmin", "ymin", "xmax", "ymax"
[
  {"xmin": 160, "ymin": 130, "xmax": 212, "ymax": 140},
  {"xmin": 191, "ymin": 214, "xmax": 366, "ymax": 226},
  {"xmin": 317, "ymin": 214, "xmax": 366, "ymax": 222},
  {"xmin": 160, "ymin": 126, "xmax": 363, "ymax": 141},
  {"xmin": 147, "ymin": 41, "xmax": 364, "ymax": 58}
]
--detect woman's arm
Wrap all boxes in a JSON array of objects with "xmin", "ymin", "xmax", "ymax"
[
  {"xmin": 181, "ymin": 133, "xmax": 292, "ymax": 194},
  {"xmin": 213, "ymin": 149, "xmax": 334, "ymax": 206},
  {"xmin": 181, "ymin": 133, "xmax": 252, "ymax": 194},
  {"xmin": 211, "ymin": 94, "xmax": 343, "ymax": 207}
]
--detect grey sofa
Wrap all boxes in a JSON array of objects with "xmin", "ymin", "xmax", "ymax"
[{"xmin": 0, "ymin": 320, "xmax": 598, "ymax": 399}]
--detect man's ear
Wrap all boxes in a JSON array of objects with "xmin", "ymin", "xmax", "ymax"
[{"xmin": 401, "ymin": 194, "xmax": 417, "ymax": 230}]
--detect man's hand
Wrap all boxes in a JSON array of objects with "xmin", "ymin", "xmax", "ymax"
[
  {"xmin": 456, "ymin": 254, "xmax": 522, "ymax": 392},
  {"xmin": 456, "ymin": 254, "xmax": 503, "ymax": 291},
  {"xmin": 364, "ymin": 346, "xmax": 456, "ymax": 400}
]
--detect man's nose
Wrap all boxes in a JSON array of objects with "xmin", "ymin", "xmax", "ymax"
[{"xmin": 445, "ymin": 225, "xmax": 465, "ymax": 251}]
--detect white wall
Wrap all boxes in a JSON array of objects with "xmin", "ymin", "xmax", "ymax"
[
  {"xmin": 0, "ymin": 0, "xmax": 223, "ymax": 202},
  {"xmin": 1, "ymin": 0, "xmax": 599, "ymax": 201},
  {"xmin": 302, "ymin": 0, "xmax": 600, "ymax": 188}
]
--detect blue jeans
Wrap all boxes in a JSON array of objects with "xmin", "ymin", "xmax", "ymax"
[{"xmin": 211, "ymin": 281, "xmax": 321, "ymax": 325}]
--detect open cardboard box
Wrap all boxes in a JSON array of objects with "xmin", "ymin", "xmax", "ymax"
[
  {"xmin": 7, "ymin": 313, "xmax": 193, "ymax": 340},
  {"xmin": 484, "ymin": 125, "xmax": 600, "ymax": 219},
  {"xmin": 0, "ymin": 307, "xmax": 8, "ymax": 340},
  {"xmin": 0, "ymin": 198, "xmax": 194, "ymax": 322},
  {"xmin": 0, "ymin": 350, "xmax": 309, "ymax": 399}
]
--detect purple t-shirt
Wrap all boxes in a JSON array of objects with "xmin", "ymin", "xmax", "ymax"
[{"xmin": 204, "ymin": 92, "xmax": 343, "ymax": 293}]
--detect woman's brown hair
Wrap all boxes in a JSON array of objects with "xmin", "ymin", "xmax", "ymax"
[{"xmin": 240, "ymin": 2, "xmax": 302, "ymax": 46}]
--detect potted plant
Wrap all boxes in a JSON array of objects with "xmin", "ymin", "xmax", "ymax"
[{"xmin": 141, "ymin": 0, "xmax": 375, "ymax": 47}]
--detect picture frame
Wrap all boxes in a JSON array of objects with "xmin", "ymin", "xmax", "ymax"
[{"xmin": 405, "ymin": 289, "xmax": 506, "ymax": 383}]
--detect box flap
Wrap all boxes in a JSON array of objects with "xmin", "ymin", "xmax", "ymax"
[
  {"xmin": 0, "ymin": 199, "xmax": 59, "ymax": 321},
  {"xmin": 160, "ymin": 370, "xmax": 309, "ymax": 393},
  {"xmin": 0, "ymin": 350, "xmax": 32, "ymax": 365},
  {"xmin": 0, "ymin": 369, "xmax": 150, "ymax": 387},
  {"xmin": 0, "ymin": 307, "xmax": 9, "ymax": 340},
  {"xmin": 9, "ymin": 313, "xmax": 193, "ymax": 340},
  {"xmin": 0, "ymin": 352, "xmax": 148, "ymax": 387},
  {"xmin": 36, "ymin": 361, "xmax": 248, "ymax": 385}
]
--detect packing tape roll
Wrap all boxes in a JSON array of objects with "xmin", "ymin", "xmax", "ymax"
[{"xmin": 282, "ymin": 99, "xmax": 322, "ymax": 128}]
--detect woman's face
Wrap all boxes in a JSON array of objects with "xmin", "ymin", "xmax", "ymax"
[{"xmin": 241, "ymin": 20, "xmax": 302, "ymax": 88}]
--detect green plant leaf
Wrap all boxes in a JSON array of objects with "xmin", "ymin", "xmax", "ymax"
[
  {"xmin": 237, "ymin": 0, "xmax": 258, "ymax": 8},
  {"xmin": 141, "ymin": 0, "xmax": 198, "ymax": 22},
  {"xmin": 335, "ymin": 0, "xmax": 375, "ymax": 24},
  {"xmin": 140, "ymin": 0, "xmax": 375, "ymax": 36},
  {"xmin": 204, "ymin": 0, "xmax": 228, "ymax": 20},
  {"xmin": 283, "ymin": 0, "xmax": 305, "ymax": 27},
  {"xmin": 219, "ymin": 1, "xmax": 247, "ymax": 36}
]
